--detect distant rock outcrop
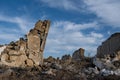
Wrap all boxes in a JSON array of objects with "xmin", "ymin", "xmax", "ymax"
[
  {"xmin": 97, "ymin": 33, "xmax": 120, "ymax": 59},
  {"xmin": 62, "ymin": 54, "xmax": 71, "ymax": 61},
  {"xmin": 0, "ymin": 20, "xmax": 50, "ymax": 67},
  {"xmin": 72, "ymin": 48, "xmax": 85, "ymax": 61}
]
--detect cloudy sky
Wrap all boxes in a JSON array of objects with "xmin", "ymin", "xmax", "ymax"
[{"xmin": 0, "ymin": 0, "xmax": 120, "ymax": 58}]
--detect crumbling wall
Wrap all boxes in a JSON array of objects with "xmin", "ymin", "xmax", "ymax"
[
  {"xmin": 97, "ymin": 33, "xmax": 120, "ymax": 58},
  {"xmin": 0, "ymin": 20, "xmax": 50, "ymax": 67}
]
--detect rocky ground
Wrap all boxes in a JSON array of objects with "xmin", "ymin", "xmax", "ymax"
[{"xmin": 0, "ymin": 56, "xmax": 120, "ymax": 80}]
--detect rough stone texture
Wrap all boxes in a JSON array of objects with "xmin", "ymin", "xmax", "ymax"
[
  {"xmin": 0, "ymin": 48, "xmax": 119, "ymax": 80},
  {"xmin": 1, "ymin": 53, "xmax": 9, "ymax": 62},
  {"xmin": 0, "ymin": 46, "xmax": 6, "ymax": 55},
  {"xmin": 0, "ymin": 20, "xmax": 50, "ymax": 67},
  {"xmin": 72, "ymin": 48, "xmax": 85, "ymax": 61},
  {"xmin": 62, "ymin": 54, "xmax": 71, "ymax": 61},
  {"xmin": 61, "ymin": 54, "xmax": 72, "ymax": 66},
  {"xmin": 27, "ymin": 20, "xmax": 50, "ymax": 65},
  {"xmin": 26, "ymin": 59, "xmax": 34, "ymax": 67},
  {"xmin": 97, "ymin": 33, "xmax": 120, "ymax": 58}
]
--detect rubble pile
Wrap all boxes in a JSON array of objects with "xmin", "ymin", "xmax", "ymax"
[{"xmin": 93, "ymin": 33, "xmax": 120, "ymax": 77}]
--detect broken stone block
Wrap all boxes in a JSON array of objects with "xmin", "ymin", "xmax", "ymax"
[
  {"xmin": 1, "ymin": 53, "xmax": 9, "ymax": 62},
  {"xmin": 9, "ymin": 55, "xmax": 18, "ymax": 61},
  {"xmin": 19, "ymin": 41, "xmax": 26, "ymax": 52},
  {"xmin": 13, "ymin": 55, "xmax": 27, "ymax": 67},
  {"xmin": 26, "ymin": 59, "xmax": 34, "ymax": 67},
  {"xmin": 8, "ymin": 50, "xmax": 20, "ymax": 55},
  {"xmin": 27, "ymin": 35, "xmax": 40, "ymax": 52},
  {"xmin": 28, "ymin": 52, "xmax": 41, "ymax": 65},
  {"xmin": 34, "ymin": 20, "xmax": 43, "ymax": 31}
]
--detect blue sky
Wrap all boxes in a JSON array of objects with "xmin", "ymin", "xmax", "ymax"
[{"xmin": 0, "ymin": 0, "xmax": 120, "ymax": 58}]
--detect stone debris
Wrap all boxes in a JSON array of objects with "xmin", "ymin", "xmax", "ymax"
[
  {"xmin": 0, "ymin": 20, "xmax": 50, "ymax": 67},
  {"xmin": 114, "ymin": 69, "xmax": 120, "ymax": 76},
  {"xmin": 93, "ymin": 57, "xmax": 116, "ymax": 70},
  {"xmin": 100, "ymin": 69, "xmax": 114, "ymax": 76},
  {"xmin": 50, "ymin": 63, "xmax": 62, "ymax": 70},
  {"xmin": 0, "ymin": 47, "xmax": 119, "ymax": 80},
  {"xmin": 42, "ymin": 68, "xmax": 56, "ymax": 76},
  {"xmin": 91, "ymin": 32, "xmax": 120, "ymax": 78},
  {"xmin": 84, "ymin": 67, "xmax": 99, "ymax": 75},
  {"xmin": 100, "ymin": 69, "xmax": 120, "ymax": 76}
]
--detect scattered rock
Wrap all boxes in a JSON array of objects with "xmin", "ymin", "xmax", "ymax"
[
  {"xmin": 50, "ymin": 63, "xmax": 62, "ymax": 70},
  {"xmin": 42, "ymin": 68, "xmax": 56, "ymax": 76}
]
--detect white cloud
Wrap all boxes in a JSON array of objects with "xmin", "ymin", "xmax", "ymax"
[
  {"xmin": 0, "ymin": 14, "xmax": 33, "ymax": 32},
  {"xmin": 0, "ymin": 14, "xmax": 35, "ymax": 44},
  {"xmin": 90, "ymin": 32, "xmax": 103, "ymax": 38},
  {"xmin": 44, "ymin": 21, "xmax": 105, "ymax": 58},
  {"xmin": 40, "ymin": 0, "xmax": 120, "ymax": 27},
  {"xmin": 84, "ymin": 0, "xmax": 120, "ymax": 27},
  {"xmin": 0, "ymin": 33, "xmax": 19, "ymax": 44},
  {"xmin": 40, "ymin": 0, "xmax": 82, "ymax": 11},
  {"xmin": 53, "ymin": 21, "xmax": 98, "ymax": 31},
  {"xmin": 0, "ymin": 34, "xmax": 18, "ymax": 40}
]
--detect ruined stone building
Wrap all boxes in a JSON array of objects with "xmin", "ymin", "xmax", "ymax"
[
  {"xmin": 97, "ymin": 33, "xmax": 120, "ymax": 58},
  {"xmin": 0, "ymin": 20, "xmax": 50, "ymax": 67}
]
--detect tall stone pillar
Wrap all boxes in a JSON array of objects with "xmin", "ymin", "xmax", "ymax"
[{"xmin": 27, "ymin": 20, "xmax": 50, "ymax": 65}]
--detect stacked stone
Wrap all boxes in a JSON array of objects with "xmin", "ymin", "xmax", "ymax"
[{"xmin": 0, "ymin": 20, "xmax": 50, "ymax": 67}]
